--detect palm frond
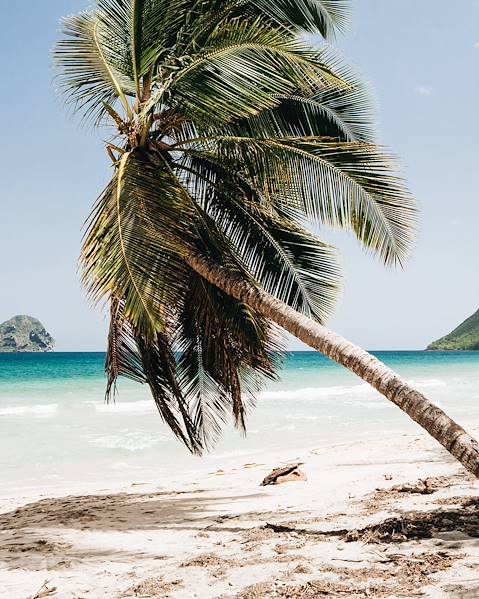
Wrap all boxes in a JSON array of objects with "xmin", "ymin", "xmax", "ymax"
[
  {"xmin": 218, "ymin": 49, "xmax": 376, "ymax": 142},
  {"xmin": 175, "ymin": 0, "xmax": 350, "ymax": 40},
  {"xmin": 54, "ymin": 11, "xmax": 135, "ymax": 123},
  {"xmin": 176, "ymin": 269, "xmax": 284, "ymax": 449},
  {"xmin": 106, "ymin": 297, "xmax": 202, "ymax": 453},
  {"xmin": 97, "ymin": 0, "xmax": 199, "ymax": 79},
  {"xmin": 175, "ymin": 153, "xmax": 341, "ymax": 322},
  {"xmin": 81, "ymin": 149, "xmax": 195, "ymax": 338},
  {"xmin": 136, "ymin": 329, "xmax": 203, "ymax": 453},
  {"xmin": 249, "ymin": 0, "xmax": 351, "ymax": 37},
  {"xmin": 178, "ymin": 136, "xmax": 416, "ymax": 265},
  {"xmin": 145, "ymin": 19, "xmax": 345, "ymax": 125},
  {"xmin": 105, "ymin": 296, "xmax": 146, "ymax": 395}
]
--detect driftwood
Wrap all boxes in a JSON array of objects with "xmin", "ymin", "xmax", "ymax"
[
  {"xmin": 25, "ymin": 581, "xmax": 57, "ymax": 599},
  {"xmin": 391, "ymin": 479, "xmax": 436, "ymax": 495},
  {"xmin": 261, "ymin": 463, "xmax": 307, "ymax": 486}
]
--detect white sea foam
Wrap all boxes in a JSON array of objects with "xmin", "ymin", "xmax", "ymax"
[
  {"xmin": 260, "ymin": 383, "xmax": 371, "ymax": 401},
  {"xmin": 88, "ymin": 431, "xmax": 162, "ymax": 451},
  {"xmin": 258, "ymin": 378, "xmax": 454, "ymax": 403},
  {"xmin": 409, "ymin": 378, "xmax": 447, "ymax": 388},
  {"xmin": 0, "ymin": 404, "xmax": 58, "ymax": 417},
  {"xmin": 94, "ymin": 400, "xmax": 156, "ymax": 415}
]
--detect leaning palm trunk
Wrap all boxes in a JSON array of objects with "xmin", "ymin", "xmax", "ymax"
[{"xmin": 185, "ymin": 250, "xmax": 479, "ymax": 478}]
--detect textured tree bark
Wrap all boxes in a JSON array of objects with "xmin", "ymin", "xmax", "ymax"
[{"xmin": 185, "ymin": 250, "xmax": 479, "ymax": 478}]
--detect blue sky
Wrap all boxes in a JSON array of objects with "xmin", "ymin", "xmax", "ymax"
[{"xmin": 1, "ymin": 1, "xmax": 478, "ymax": 351}]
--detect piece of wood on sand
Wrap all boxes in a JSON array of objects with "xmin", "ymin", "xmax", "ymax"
[
  {"xmin": 261, "ymin": 463, "xmax": 307, "ymax": 486},
  {"xmin": 25, "ymin": 580, "xmax": 57, "ymax": 599}
]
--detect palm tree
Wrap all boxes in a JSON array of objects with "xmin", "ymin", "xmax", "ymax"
[{"xmin": 55, "ymin": 0, "xmax": 479, "ymax": 476}]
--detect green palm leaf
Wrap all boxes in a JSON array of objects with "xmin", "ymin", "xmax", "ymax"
[
  {"xmin": 218, "ymin": 49, "xmax": 376, "ymax": 142},
  {"xmin": 177, "ymin": 136, "xmax": 416, "ymax": 265},
  {"xmin": 176, "ymin": 269, "xmax": 283, "ymax": 449},
  {"xmin": 175, "ymin": 153, "xmax": 341, "ymax": 322},
  {"xmin": 54, "ymin": 11, "xmax": 135, "ymax": 123},
  {"xmin": 82, "ymin": 149, "xmax": 195, "ymax": 338},
  {"xmin": 146, "ymin": 19, "xmax": 345, "ymax": 125},
  {"xmin": 106, "ymin": 298, "xmax": 203, "ymax": 452},
  {"xmin": 249, "ymin": 0, "xmax": 351, "ymax": 37}
]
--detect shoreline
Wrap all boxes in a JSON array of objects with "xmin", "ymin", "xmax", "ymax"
[
  {"xmin": 2, "ymin": 430, "xmax": 479, "ymax": 598},
  {"xmin": 0, "ymin": 426, "xmax": 436, "ymax": 503},
  {"xmin": 0, "ymin": 424, "xmax": 465, "ymax": 505}
]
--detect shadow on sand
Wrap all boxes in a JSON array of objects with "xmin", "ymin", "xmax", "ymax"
[{"xmin": 2, "ymin": 484, "xmax": 479, "ymax": 573}]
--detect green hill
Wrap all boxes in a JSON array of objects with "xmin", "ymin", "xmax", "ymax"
[{"xmin": 427, "ymin": 309, "xmax": 479, "ymax": 350}]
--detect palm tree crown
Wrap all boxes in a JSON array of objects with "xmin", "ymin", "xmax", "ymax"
[{"xmin": 55, "ymin": 0, "xmax": 417, "ymax": 454}]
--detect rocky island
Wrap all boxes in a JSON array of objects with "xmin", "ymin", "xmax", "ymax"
[
  {"xmin": 428, "ymin": 308, "xmax": 479, "ymax": 350},
  {"xmin": 0, "ymin": 315, "xmax": 55, "ymax": 353}
]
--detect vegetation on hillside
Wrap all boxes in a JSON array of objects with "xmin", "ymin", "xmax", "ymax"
[{"xmin": 428, "ymin": 309, "xmax": 479, "ymax": 351}]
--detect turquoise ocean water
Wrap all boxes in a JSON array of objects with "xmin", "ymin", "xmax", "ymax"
[{"xmin": 1, "ymin": 351, "xmax": 479, "ymax": 493}]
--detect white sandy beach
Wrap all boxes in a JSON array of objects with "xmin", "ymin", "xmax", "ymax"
[{"xmin": 1, "ymin": 429, "xmax": 479, "ymax": 599}]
